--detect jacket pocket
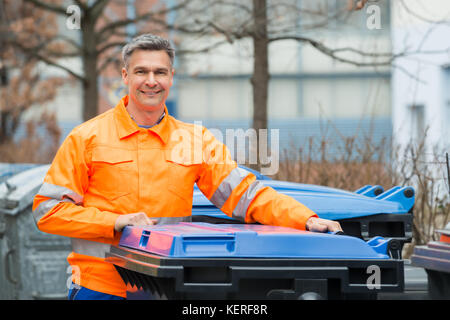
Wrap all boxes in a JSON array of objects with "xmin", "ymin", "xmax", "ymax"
[
  {"xmin": 164, "ymin": 149, "xmax": 200, "ymax": 205},
  {"xmin": 90, "ymin": 147, "xmax": 136, "ymax": 200},
  {"xmin": 91, "ymin": 146, "xmax": 134, "ymax": 164}
]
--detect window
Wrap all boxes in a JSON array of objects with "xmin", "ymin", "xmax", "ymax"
[{"xmin": 409, "ymin": 104, "xmax": 425, "ymax": 141}]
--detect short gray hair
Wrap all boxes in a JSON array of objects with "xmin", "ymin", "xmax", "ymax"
[{"xmin": 122, "ymin": 34, "xmax": 175, "ymax": 70}]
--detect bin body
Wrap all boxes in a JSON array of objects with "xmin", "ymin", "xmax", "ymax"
[
  {"xmin": 0, "ymin": 164, "xmax": 71, "ymax": 300},
  {"xmin": 106, "ymin": 223, "xmax": 405, "ymax": 300},
  {"xmin": 411, "ymin": 223, "xmax": 450, "ymax": 299}
]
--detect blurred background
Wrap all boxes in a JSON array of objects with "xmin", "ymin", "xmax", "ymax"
[{"xmin": 0, "ymin": 0, "xmax": 448, "ymax": 299}]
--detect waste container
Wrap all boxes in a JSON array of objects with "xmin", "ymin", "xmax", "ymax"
[
  {"xmin": 0, "ymin": 163, "xmax": 40, "ymax": 184},
  {"xmin": 192, "ymin": 167, "xmax": 414, "ymax": 259},
  {"xmin": 106, "ymin": 222, "xmax": 404, "ymax": 300},
  {"xmin": 0, "ymin": 164, "xmax": 71, "ymax": 300},
  {"xmin": 411, "ymin": 222, "xmax": 450, "ymax": 299}
]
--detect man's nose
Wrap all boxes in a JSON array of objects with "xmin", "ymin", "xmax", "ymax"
[{"xmin": 145, "ymin": 72, "xmax": 157, "ymax": 86}]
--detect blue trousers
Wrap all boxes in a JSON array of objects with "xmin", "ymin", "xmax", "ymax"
[{"xmin": 68, "ymin": 284, "xmax": 125, "ymax": 300}]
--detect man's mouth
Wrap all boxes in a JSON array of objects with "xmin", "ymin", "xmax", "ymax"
[{"xmin": 140, "ymin": 89, "xmax": 162, "ymax": 97}]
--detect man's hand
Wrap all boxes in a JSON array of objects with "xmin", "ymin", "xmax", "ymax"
[
  {"xmin": 306, "ymin": 217, "xmax": 343, "ymax": 233},
  {"xmin": 114, "ymin": 212, "xmax": 156, "ymax": 232}
]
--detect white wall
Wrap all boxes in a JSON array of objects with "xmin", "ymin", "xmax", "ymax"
[
  {"xmin": 391, "ymin": 0, "xmax": 450, "ymax": 151},
  {"xmin": 391, "ymin": 0, "xmax": 450, "ymax": 198}
]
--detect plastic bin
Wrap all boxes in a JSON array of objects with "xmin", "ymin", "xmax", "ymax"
[
  {"xmin": 106, "ymin": 222, "xmax": 404, "ymax": 300},
  {"xmin": 411, "ymin": 223, "xmax": 450, "ymax": 299},
  {"xmin": 0, "ymin": 164, "xmax": 71, "ymax": 300}
]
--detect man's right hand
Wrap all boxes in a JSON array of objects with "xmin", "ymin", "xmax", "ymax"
[{"xmin": 114, "ymin": 212, "xmax": 156, "ymax": 232}]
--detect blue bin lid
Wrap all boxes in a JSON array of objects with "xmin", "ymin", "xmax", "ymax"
[
  {"xmin": 119, "ymin": 222, "xmax": 391, "ymax": 259},
  {"xmin": 192, "ymin": 180, "xmax": 415, "ymax": 221}
]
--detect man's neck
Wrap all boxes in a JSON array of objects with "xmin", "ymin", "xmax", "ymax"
[{"xmin": 126, "ymin": 103, "xmax": 165, "ymax": 127}]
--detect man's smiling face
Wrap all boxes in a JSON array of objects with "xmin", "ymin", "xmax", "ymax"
[{"xmin": 122, "ymin": 49, "xmax": 174, "ymax": 113}]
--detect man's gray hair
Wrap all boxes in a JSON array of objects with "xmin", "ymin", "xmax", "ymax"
[{"xmin": 122, "ymin": 34, "xmax": 175, "ymax": 70}]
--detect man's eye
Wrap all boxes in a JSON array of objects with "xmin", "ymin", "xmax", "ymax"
[{"xmin": 136, "ymin": 70, "xmax": 145, "ymax": 74}]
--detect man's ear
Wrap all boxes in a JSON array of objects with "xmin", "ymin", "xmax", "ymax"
[
  {"xmin": 170, "ymin": 68, "xmax": 175, "ymax": 85},
  {"xmin": 122, "ymin": 67, "xmax": 128, "ymax": 85}
]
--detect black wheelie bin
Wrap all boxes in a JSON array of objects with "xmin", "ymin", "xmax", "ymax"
[
  {"xmin": 105, "ymin": 222, "xmax": 404, "ymax": 300},
  {"xmin": 411, "ymin": 222, "xmax": 450, "ymax": 299}
]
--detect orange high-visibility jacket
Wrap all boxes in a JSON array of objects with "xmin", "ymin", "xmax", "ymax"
[{"xmin": 32, "ymin": 95, "xmax": 317, "ymax": 297}]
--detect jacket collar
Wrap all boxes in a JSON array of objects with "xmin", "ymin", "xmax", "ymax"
[{"xmin": 114, "ymin": 95, "xmax": 171, "ymax": 144}]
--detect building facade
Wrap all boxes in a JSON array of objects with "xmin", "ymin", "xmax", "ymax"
[
  {"xmin": 25, "ymin": 0, "xmax": 394, "ymax": 169},
  {"xmin": 173, "ymin": 0, "xmax": 392, "ymax": 164},
  {"xmin": 391, "ymin": 0, "xmax": 450, "ymax": 151}
]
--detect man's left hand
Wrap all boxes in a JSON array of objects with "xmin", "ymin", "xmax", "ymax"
[{"xmin": 306, "ymin": 217, "xmax": 343, "ymax": 233}]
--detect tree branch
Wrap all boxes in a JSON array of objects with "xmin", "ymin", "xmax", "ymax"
[
  {"xmin": 268, "ymin": 35, "xmax": 395, "ymax": 67},
  {"xmin": 73, "ymin": 0, "xmax": 88, "ymax": 11},
  {"xmin": 399, "ymin": 0, "xmax": 450, "ymax": 24},
  {"xmin": 97, "ymin": 0, "xmax": 190, "ymax": 40},
  {"xmin": 176, "ymin": 38, "xmax": 231, "ymax": 56},
  {"xmin": 90, "ymin": 0, "xmax": 109, "ymax": 22},
  {"xmin": 51, "ymin": 34, "xmax": 83, "ymax": 52},
  {"xmin": 13, "ymin": 42, "xmax": 85, "ymax": 81},
  {"xmin": 34, "ymin": 54, "xmax": 85, "ymax": 81},
  {"xmin": 97, "ymin": 52, "xmax": 121, "ymax": 73},
  {"xmin": 23, "ymin": 0, "xmax": 68, "ymax": 15},
  {"xmin": 97, "ymin": 41, "xmax": 127, "ymax": 55}
]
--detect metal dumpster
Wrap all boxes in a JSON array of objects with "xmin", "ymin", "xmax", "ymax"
[
  {"xmin": 192, "ymin": 167, "xmax": 414, "ymax": 258},
  {"xmin": 0, "ymin": 164, "xmax": 71, "ymax": 300},
  {"xmin": 411, "ymin": 222, "xmax": 450, "ymax": 299},
  {"xmin": 106, "ymin": 222, "xmax": 404, "ymax": 300},
  {"xmin": 0, "ymin": 163, "xmax": 40, "ymax": 184}
]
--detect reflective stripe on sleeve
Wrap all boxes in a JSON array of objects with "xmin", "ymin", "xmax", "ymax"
[
  {"xmin": 209, "ymin": 167, "xmax": 250, "ymax": 209},
  {"xmin": 71, "ymin": 238, "xmax": 111, "ymax": 259},
  {"xmin": 32, "ymin": 183, "xmax": 84, "ymax": 223},
  {"xmin": 32, "ymin": 198, "xmax": 73, "ymax": 223},
  {"xmin": 37, "ymin": 182, "xmax": 84, "ymax": 204},
  {"xmin": 232, "ymin": 180, "xmax": 264, "ymax": 221}
]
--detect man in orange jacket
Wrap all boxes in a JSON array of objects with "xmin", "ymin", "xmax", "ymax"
[{"xmin": 32, "ymin": 34, "xmax": 342, "ymax": 300}]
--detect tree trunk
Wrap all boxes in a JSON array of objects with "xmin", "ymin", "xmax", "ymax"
[
  {"xmin": 250, "ymin": 0, "xmax": 269, "ymax": 170},
  {"xmin": 81, "ymin": 13, "xmax": 99, "ymax": 121},
  {"xmin": 0, "ymin": 110, "xmax": 19, "ymax": 144},
  {"xmin": 0, "ymin": 110, "xmax": 8, "ymax": 144}
]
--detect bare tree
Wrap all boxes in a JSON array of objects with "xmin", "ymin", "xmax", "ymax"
[
  {"xmin": 0, "ymin": 0, "xmax": 64, "ymax": 144},
  {"xmin": 4, "ymin": 0, "xmax": 189, "ymax": 122}
]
